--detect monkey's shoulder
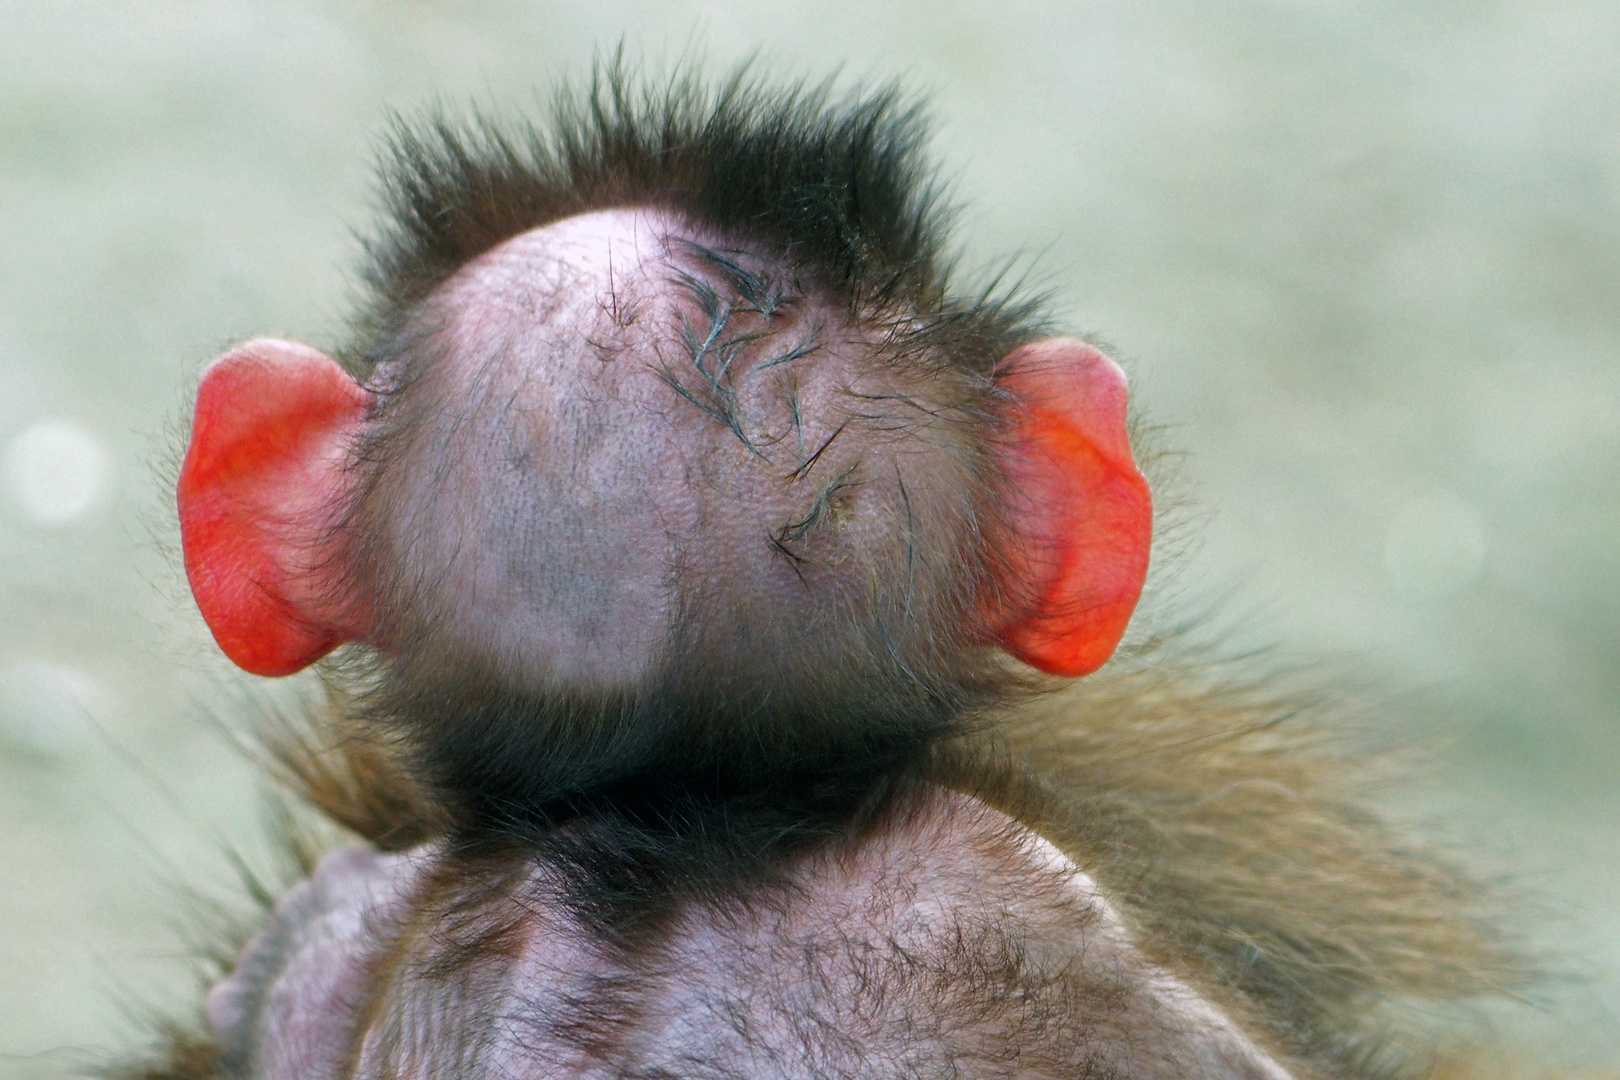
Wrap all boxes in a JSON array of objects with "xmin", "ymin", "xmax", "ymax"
[{"xmin": 204, "ymin": 787, "xmax": 1291, "ymax": 1080}]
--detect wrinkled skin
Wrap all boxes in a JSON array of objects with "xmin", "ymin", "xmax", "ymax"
[{"xmin": 209, "ymin": 789, "xmax": 1291, "ymax": 1080}]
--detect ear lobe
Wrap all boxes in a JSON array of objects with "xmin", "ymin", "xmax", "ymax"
[
  {"xmin": 178, "ymin": 339, "xmax": 373, "ymax": 676},
  {"xmin": 990, "ymin": 338, "xmax": 1153, "ymax": 678}
]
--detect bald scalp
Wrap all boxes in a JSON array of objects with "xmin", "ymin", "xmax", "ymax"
[{"xmin": 351, "ymin": 208, "xmax": 992, "ymax": 692}]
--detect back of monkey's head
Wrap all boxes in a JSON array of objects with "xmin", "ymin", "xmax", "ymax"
[{"xmin": 177, "ymin": 61, "xmax": 1153, "ymax": 826}]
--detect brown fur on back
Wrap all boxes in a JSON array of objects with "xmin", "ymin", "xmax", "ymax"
[
  {"xmin": 930, "ymin": 651, "xmax": 1521, "ymax": 1079},
  {"xmin": 101, "ymin": 1024, "xmax": 222, "ymax": 1080}
]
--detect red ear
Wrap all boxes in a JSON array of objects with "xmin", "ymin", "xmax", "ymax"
[
  {"xmin": 990, "ymin": 338, "xmax": 1153, "ymax": 677},
  {"xmin": 178, "ymin": 339, "xmax": 373, "ymax": 676}
]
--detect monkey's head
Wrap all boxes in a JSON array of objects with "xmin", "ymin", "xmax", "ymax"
[{"xmin": 175, "ymin": 75, "xmax": 1152, "ymax": 821}]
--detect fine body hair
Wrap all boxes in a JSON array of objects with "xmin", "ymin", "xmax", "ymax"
[{"xmin": 115, "ymin": 59, "xmax": 1529, "ymax": 1080}]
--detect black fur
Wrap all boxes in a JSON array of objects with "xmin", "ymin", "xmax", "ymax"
[{"xmin": 339, "ymin": 52, "xmax": 1044, "ymax": 384}]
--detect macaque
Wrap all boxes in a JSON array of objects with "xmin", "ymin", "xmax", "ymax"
[{"xmin": 119, "ymin": 64, "xmax": 1523, "ymax": 1080}]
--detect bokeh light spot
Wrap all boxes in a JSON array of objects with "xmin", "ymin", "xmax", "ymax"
[{"xmin": 4, "ymin": 420, "xmax": 110, "ymax": 524}]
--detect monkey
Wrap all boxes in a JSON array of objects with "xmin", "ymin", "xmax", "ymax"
[{"xmin": 111, "ymin": 61, "xmax": 1530, "ymax": 1080}]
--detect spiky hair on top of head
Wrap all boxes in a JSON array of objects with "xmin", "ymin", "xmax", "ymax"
[{"xmin": 338, "ymin": 53, "xmax": 1046, "ymax": 378}]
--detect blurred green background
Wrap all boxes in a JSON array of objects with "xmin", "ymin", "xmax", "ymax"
[{"xmin": 0, "ymin": 1, "xmax": 1616, "ymax": 1074}]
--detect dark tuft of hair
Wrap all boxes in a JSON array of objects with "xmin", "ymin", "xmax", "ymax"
[{"xmin": 342, "ymin": 51, "xmax": 1043, "ymax": 379}]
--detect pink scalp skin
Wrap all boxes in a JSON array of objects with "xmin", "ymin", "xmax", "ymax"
[{"xmin": 359, "ymin": 207, "xmax": 985, "ymax": 689}]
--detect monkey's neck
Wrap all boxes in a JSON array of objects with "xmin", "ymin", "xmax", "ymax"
[
  {"xmin": 440, "ymin": 769, "xmax": 939, "ymax": 941},
  {"xmin": 362, "ymin": 668, "xmax": 988, "ymax": 838}
]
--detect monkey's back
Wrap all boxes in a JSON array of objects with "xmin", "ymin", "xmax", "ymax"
[{"xmin": 204, "ymin": 786, "xmax": 1289, "ymax": 1080}]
